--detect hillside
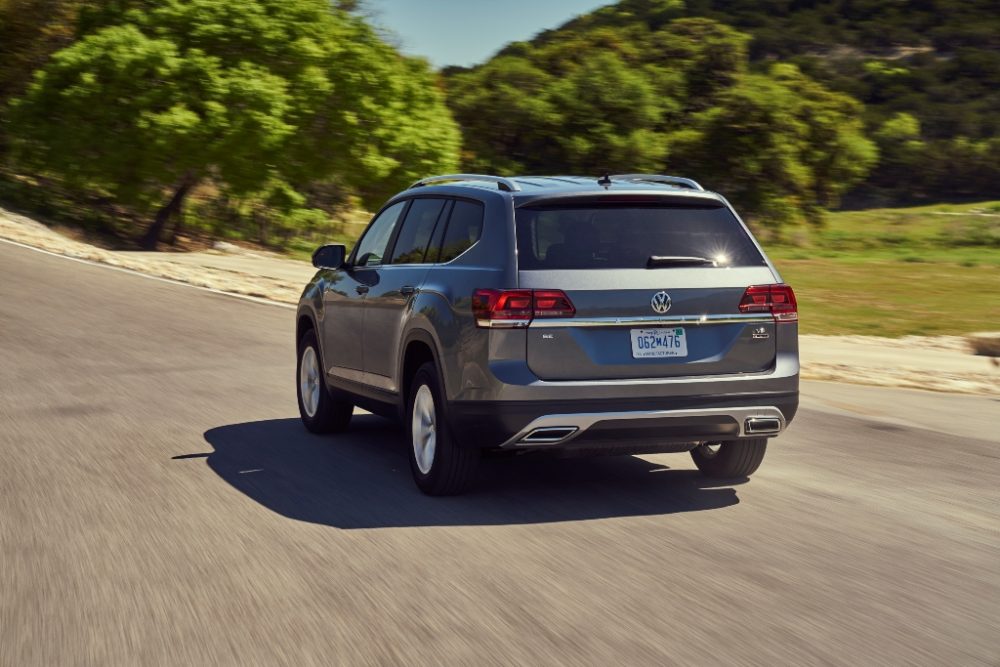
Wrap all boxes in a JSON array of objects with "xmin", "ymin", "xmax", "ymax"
[
  {"xmin": 450, "ymin": 0, "xmax": 999, "ymax": 210},
  {"xmin": 527, "ymin": 0, "xmax": 999, "ymax": 139}
]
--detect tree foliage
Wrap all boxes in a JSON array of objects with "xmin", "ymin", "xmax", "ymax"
[
  {"xmin": 670, "ymin": 65, "xmax": 878, "ymax": 228},
  {"xmin": 2, "ymin": 0, "xmax": 997, "ymax": 245},
  {"xmin": 7, "ymin": 0, "xmax": 459, "ymax": 247},
  {"xmin": 447, "ymin": 15, "xmax": 875, "ymax": 227},
  {"xmin": 519, "ymin": 0, "xmax": 1000, "ymax": 205},
  {"xmin": 0, "ymin": 0, "xmax": 86, "ymax": 102}
]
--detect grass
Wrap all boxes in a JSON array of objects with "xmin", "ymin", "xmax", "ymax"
[
  {"xmin": 765, "ymin": 201, "xmax": 1000, "ymax": 336},
  {"xmin": 772, "ymin": 259, "xmax": 999, "ymax": 336}
]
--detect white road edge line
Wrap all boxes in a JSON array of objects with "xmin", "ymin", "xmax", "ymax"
[{"xmin": 0, "ymin": 237, "xmax": 296, "ymax": 310}]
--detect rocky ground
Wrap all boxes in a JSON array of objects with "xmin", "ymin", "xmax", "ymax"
[{"xmin": 2, "ymin": 206, "xmax": 997, "ymax": 395}]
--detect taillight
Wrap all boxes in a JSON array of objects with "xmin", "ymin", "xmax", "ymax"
[
  {"xmin": 739, "ymin": 284, "xmax": 798, "ymax": 322},
  {"xmin": 472, "ymin": 289, "xmax": 533, "ymax": 325},
  {"xmin": 472, "ymin": 289, "xmax": 575, "ymax": 328},
  {"xmin": 532, "ymin": 290, "xmax": 576, "ymax": 318}
]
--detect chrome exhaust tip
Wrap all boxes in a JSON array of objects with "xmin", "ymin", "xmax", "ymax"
[
  {"xmin": 745, "ymin": 417, "xmax": 781, "ymax": 435},
  {"xmin": 520, "ymin": 427, "xmax": 579, "ymax": 444}
]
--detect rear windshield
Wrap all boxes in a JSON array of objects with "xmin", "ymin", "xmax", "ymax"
[{"xmin": 515, "ymin": 205, "xmax": 766, "ymax": 270}]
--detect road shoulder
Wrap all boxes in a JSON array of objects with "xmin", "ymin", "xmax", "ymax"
[{"xmin": 800, "ymin": 380, "xmax": 1000, "ymax": 441}]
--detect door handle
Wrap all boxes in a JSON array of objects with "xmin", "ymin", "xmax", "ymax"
[
  {"xmin": 355, "ymin": 285, "xmax": 369, "ymax": 295},
  {"xmin": 400, "ymin": 285, "xmax": 416, "ymax": 296}
]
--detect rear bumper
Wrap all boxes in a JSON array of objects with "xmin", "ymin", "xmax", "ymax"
[{"xmin": 449, "ymin": 391, "xmax": 798, "ymax": 450}]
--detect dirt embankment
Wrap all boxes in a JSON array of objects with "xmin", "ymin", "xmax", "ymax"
[{"xmin": 0, "ymin": 207, "xmax": 306, "ymax": 303}]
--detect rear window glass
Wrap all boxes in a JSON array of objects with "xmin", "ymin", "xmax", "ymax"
[
  {"xmin": 434, "ymin": 200, "xmax": 484, "ymax": 263},
  {"xmin": 515, "ymin": 205, "xmax": 766, "ymax": 270}
]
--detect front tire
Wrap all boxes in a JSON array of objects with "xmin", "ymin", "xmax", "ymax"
[
  {"xmin": 407, "ymin": 362, "xmax": 479, "ymax": 495},
  {"xmin": 690, "ymin": 438, "xmax": 768, "ymax": 478},
  {"xmin": 297, "ymin": 329, "xmax": 352, "ymax": 434}
]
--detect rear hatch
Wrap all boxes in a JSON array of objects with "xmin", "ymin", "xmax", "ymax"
[{"xmin": 516, "ymin": 199, "xmax": 781, "ymax": 381}]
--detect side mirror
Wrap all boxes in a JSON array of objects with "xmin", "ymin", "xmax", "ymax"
[
  {"xmin": 312, "ymin": 244, "xmax": 346, "ymax": 270},
  {"xmin": 355, "ymin": 252, "xmax": 380, "ymax": 268}
]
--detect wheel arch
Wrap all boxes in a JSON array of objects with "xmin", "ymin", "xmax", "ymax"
[
  {"xmin": 400, "ymin": 329, "xmax": 445, "ymax": 408},
  {"xmin": 296, "ymin": 306, "xmax": 324, "ymax": 367},
  {"xmin": 296, "ymin": 311, "xmax": 316, "ymax": 343}
]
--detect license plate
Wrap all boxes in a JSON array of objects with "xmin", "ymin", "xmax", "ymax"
[{"xmin": 630, "ymin": 328, "xmax": 688, "ymax": 358}]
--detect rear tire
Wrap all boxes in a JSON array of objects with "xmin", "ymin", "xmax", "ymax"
[
  {"xmin": 690, "ymin": 438, "xmax": 767, "ymax": 478},
  {"xmin": 407, "ymin": 362, "xmax": 479, "ymax": 496},
  {"xmin": 297, "ymin": 329, "xmax": 352, "ymax": 434}
]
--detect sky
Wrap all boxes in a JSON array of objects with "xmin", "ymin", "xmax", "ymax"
[{"xmin": 367, "ymin": 0, "xmax": 609, "ymax": 68}]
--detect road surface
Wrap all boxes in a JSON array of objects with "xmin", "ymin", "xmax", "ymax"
[{"xmin": 1, "ymin": 241, "xmax": 998, "ymax": 666}]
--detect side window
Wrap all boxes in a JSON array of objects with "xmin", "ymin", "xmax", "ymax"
[
  {"xmin": 435, "ymin": 200, "xmax": 485, "ymax": 263},
  {"xmin": 353, "ymin": 201, "xmax": 406, "ymax": 267},
  {"xmin": 390, "ymin": 198, "xmax": 447, "ymax": 264},
  {"xmin": 425, "ymin": 200, "xmax": 452, "ymax": 262}
]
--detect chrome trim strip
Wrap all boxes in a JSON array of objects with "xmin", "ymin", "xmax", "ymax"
[
  {"xmin": 328, "ymin": 366, "xmax": 365, "ymax": 384},
  {"xmin": 529, "ymin": 314, "xmax": 772, "ymax": 328},
  {"xmin": 502, "ymin": 406, "xmax": 786, "ymax": 448},
  {"xmin": 477, "ymin": 319, "xmax": 532, "ymax": 329},
  {"xmin": 328, "ymin": 366, "xmax": 398, "ymax": 393},
  {"xmin": 363, "ymin": 372, "xmax": 397, "ymax": 393}
]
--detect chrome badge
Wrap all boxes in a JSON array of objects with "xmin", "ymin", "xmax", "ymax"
[{"xmin": 651, "ymin": 291, "xmax": 672, "ymax": 314}]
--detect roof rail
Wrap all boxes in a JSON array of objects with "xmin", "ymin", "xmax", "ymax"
[
  {"xmin": 409, "ymin": 174, "xmax": 522, "ymax": 192},
  {"xmin": 611, "ymin": 174, "xmax": 705, "ymax": 191}
]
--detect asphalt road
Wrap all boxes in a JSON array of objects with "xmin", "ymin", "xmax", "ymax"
[{"xmin": 2, "ymin": 241, "xmax": 998, "ymax": 666}]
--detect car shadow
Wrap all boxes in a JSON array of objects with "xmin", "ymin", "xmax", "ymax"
[{"xmin": 195, "ymin": 416, "xmax": 743, "ymax": 529}]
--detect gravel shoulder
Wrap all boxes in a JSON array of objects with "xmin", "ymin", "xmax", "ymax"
[
  {"xmin": 2, "ymin": 205, "xmax": 997, "ymax": 395},
  {"xmin": 0, "ymin": 206, "xmax": 308, "ymax": 303}
]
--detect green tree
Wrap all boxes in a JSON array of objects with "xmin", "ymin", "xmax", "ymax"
[
  {"xmin": 446, "ymin": 15, "xmax": 875, "ymax": 228},
  {"xmin": 8, "ymin": 0, "xmax": 459, "ymax": 248},
  {"xmin": 648, "ymin": 18, "xmax": 750, "ymax": 106},
  {"xmin": 446, "ymin": 56, "xmax": 562, "ymax": 173},
  {"xmin": 872, "ymin": 112, "xmax": 926, "ymax": 190},
  {"xmin": 548, "ymin": 52, "xmax": 667, "ymax": 172},
  {"xmin": 465, "ymin": 0, "xmax": 1000, "ymax": 205},
  {"xmin": 0, "ymin": 0, "xmax": 85, "ymax": 103},
  {"xmin": 670, "ymin": 66, "xmax": 877, "ymax": 229}
]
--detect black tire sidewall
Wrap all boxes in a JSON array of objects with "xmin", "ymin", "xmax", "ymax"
[{"xmin": 690, "ymin": 438, "xmax": 768, "ymax": 478}]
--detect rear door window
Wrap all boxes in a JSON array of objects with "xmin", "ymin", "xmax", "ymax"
[
  {"xmin": 432, "ymin": 200, "xmax": 484, "ymax": 263},
  {"xmin": 515, "ymin": 205, "xmax": 766, "ymax": 269},
  {"xmin": 389, "ymin": 198, "xmax": 447, "ymax": 264}
]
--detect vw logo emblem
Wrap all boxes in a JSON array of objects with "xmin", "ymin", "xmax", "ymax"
[{"xmin": 651, "ymin": 291, "xmax": 672, "ymax": 314}]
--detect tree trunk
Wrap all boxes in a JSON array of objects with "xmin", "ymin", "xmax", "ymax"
[
  {"xmin": 168, "ymin": 212, "xmax": 185, "ymax": 246},
  {"xmin": 139, "ymin": 175, "xmax": 197, "ymax": 250}
]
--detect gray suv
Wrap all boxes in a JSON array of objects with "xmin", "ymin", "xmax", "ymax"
[{"xmin": 296, "ymin": 174, "xmax": 798, "ymax": 495}]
